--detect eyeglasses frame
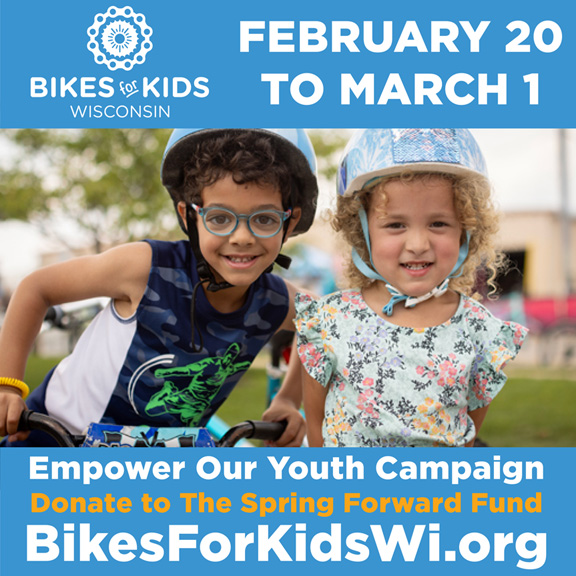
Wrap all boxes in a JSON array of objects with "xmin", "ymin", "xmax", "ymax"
[{"xmin": 190, "ymin": 203, "xmax": 292, "ymax": 238}]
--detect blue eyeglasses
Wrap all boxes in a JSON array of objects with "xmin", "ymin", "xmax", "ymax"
[{"xmin": 191, "ymin": 204, "xmax": 292, "ymax": 238}]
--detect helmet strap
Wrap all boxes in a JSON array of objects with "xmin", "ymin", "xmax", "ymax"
[
  {"xmin": 268, "ymin": 182, "xmax": 298, "ymax": 273},
  {"xmin": 272, "ymin": 211, "xmax": 294, "ymax": 272},
  {"xmin": 272, "ymin": 179, "xmax": 300, "ymax": 272},
  {"xmin": 353, "ymin": 206, "xmax": 470, "ymax": 316}
]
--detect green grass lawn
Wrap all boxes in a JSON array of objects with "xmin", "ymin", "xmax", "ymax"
[
  {"xmin": 23, "ymin": 356, "xmax": 576, "ymax": 447},
  {"xmin": 215, "ymin": 366, "xmax": 270, "ymax": 426},
  {"xmin": 477, "ymin": 368, "xmax": 576, "ymax": 447},
  {"xmin": 24, "ymin": 356, "xmax": 61, "ymax": 389}
]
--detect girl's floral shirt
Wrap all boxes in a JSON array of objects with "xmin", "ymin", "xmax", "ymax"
[{"xmin": 295, "ymin": 290, "xmax": 528, "ymax": 447}]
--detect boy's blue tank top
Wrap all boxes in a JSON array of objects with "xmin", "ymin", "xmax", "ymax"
[{"xmin": 102, "ymin": 239, "xmax": 289, "ymax": 427}]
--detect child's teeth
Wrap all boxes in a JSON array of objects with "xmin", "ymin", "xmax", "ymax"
[{"xmin": 230, "ymin": 257, "xmax": 253, "ymax": 262}]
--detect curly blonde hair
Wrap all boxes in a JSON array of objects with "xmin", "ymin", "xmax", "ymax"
[{"xmin": 332, "ymin": 171, "xmax": 506, "ymax": 299}]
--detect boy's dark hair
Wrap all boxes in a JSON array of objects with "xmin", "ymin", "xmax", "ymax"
[
  {"xmin": 162, "ymin": 128, "xmax": 318, "ymax": 237},
  {"xmin": 181, "ymin": 132, "xmax": 293, "ymax": 206}
]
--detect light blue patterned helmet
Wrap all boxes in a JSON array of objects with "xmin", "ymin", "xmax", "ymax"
[{"xmin": 338, "ymin": 128, "xmax": 488, "ymax": 197}]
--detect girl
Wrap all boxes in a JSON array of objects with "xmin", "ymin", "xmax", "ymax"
[{"xmin": 296, "ymin": 128, "xmax": 528, "ymax": 447}]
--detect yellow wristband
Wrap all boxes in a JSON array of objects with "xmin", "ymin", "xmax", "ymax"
[{"xmin": 0, "ymin": 377, "xmax": 30, "ymax": 399}]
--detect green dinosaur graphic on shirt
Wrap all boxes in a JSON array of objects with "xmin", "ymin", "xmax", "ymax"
[{"xmin": 145, "ymin": 342, "xmax": 251, "ymax": 426}]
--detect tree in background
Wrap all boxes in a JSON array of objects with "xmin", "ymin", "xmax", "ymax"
[
  {"xmin": 1, "ymin": 129, "xmax": 176, "ymax": 253},
  {"xmin": 1, "ymin": 129, "xmax": 348, "ymax": 254},
  {"xmin": 309, "ymin": 129, "xmax": 349, "ymax": 182}
]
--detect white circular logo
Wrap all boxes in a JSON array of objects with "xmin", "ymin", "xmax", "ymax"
[{"xmin": 87, "ymin": 6, "xmax": 153, "ymax": 71}]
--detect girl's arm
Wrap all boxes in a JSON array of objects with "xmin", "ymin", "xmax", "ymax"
[
  {"xmin": 303, "ymin": 370, "xmax": 328, "ymax": 447},
  {"xmin": 0, "ymin": 242, "xmax": 152, "ymax": 440},
  {"xmin": 465, "ymin": 405, "xmax": 490, "ymax": 447}
]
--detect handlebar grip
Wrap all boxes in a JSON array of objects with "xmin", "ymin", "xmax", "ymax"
[
  {"xmin": 247, "ymin": 420, "xmax": 288, "ymax": 441},
  {"xmin": 18, "ymin": 410, "xmax": 77, "ymax": 447},
  {"xmin": 217, "ymin": 420, "xmax": 287, "ymax": 447}
]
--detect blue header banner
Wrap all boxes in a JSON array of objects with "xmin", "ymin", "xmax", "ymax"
[
  {"xmin": 0, "ymin": 0, "xmax": 574, "ymax": 127},
  {"xmin": 1, "ymin": 448, "xmax": 574, "ymax": 574}
]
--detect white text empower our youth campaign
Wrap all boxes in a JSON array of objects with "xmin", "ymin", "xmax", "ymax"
[{"xmin": 29, "ymin": 454, "xmax": 544, "ymax": 485}]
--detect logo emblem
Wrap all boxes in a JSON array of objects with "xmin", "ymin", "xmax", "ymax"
[{"xmin": 87, "ymin": 6, "xmax": 153, "ymax": 71}]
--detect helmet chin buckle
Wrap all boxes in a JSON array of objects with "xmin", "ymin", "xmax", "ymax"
[
  {"xmin": 206, "ymin": 280, "xmax": 232, "ymax": 292},
  {"xmin": 262, "ymin": 253, "xmax": 292, "ymax": 275},
  {"xmin": 195, "ymin": 262, "xmax": 232, "ymax": 292},
  {"xmin": 274, "ymin": 253, "xmax": 292, "ymax": 270}
]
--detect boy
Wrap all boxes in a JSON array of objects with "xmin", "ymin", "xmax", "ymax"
[{"xmin": 0, "ymin": 128, "xmax": 318, "ymax": 447}]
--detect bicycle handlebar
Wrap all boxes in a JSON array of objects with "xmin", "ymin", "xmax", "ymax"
[
  {"xmin": 17, "ymin": 410, "xmax": 287, "ymax": 448},
  {"xmin": 217, "ymin": 420, "xmax": 287, "ymax": 447},
  {"xmin": 18, "ymin": 410, "xmax": 79, "ymax": 447}
]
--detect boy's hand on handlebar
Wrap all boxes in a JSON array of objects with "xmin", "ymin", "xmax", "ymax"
[
  {"xmin": 262, "ymin": 397, "xmax": 306, "ymax": 447},
  {"xmin": 0, "ymin": 389, "xmax": 29, "ymax": 441}
]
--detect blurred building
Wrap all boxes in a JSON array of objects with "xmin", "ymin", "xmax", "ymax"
[{"xmin": 498, "ymin": 211, "xmax": 576, "ymax": 299}]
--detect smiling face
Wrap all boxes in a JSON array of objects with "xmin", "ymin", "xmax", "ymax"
[
  {"xmin": 367, "ymin": 174, "xmax": 463, "ymax": 299},
  {"xmin": 178, "ymin": 174, "xmax": 300, "ymax": 290}
]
